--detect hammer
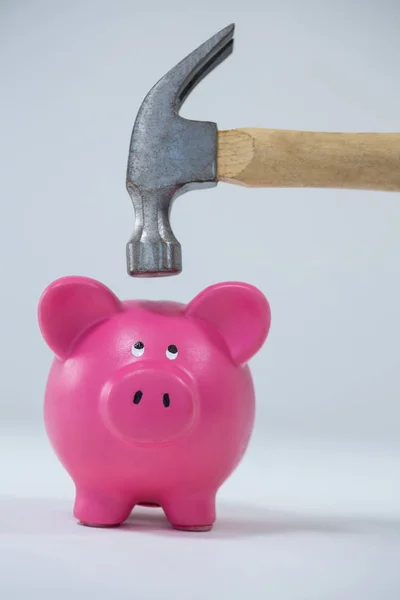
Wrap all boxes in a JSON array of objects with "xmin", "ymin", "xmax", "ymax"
[{"xmin": 126, "ymin": 24, "xmax": 400, "ymax": 277}]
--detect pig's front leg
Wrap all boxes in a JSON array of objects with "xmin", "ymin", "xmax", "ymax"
[
  {"xmin": 162, "ymin": 489, "xmax": 216, "ymax": 532},
  {"xmin": 74, "ymin": 487, "xmax": 135, "ymax": 528}
]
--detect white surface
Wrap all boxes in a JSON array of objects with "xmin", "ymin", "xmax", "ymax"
[
  {"xmin": 1, "ymin": 0, "xmax": 400, "ymax": 597},
  {"xmin": 1, "ymin": 428, "xmax": 400, "ymax": 599}
]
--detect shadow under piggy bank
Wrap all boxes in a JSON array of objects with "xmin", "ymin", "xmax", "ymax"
[{"xmin": 1, "ymin": 495, "xmax": 400, "ymax": 541}]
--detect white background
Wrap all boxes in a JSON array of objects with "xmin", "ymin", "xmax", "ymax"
[{"xmin": 1, "ymin": 0, "xmax": 400, "ymax": 598}]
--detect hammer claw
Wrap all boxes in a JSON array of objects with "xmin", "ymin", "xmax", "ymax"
[{"xmin": 175, "ymin": 23, "xmax": 235, "ymax": 108}]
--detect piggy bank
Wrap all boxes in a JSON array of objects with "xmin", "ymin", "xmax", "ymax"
[{"xmin": 38, "ymin": 276, "xmax": 271, "ymax": 531}]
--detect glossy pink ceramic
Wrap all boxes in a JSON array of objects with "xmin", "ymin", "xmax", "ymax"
[{"xmin": 38, "ymin": 276, "xmax": 271, "ymax": 531}]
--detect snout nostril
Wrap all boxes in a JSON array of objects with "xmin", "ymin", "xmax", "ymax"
[
  {"xmin": 133, "ymin": 390, "xmax": 143, "ymax": 405},
  {"xmin": 163, "ymin": 393, "xmax": 170, "ymax": 408}
]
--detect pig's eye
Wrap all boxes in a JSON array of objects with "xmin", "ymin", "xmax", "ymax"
[
  {"xmin": 131, "ymin": 341, "xmax": 145, "ymax": 357},
  {"xmin": 166, "ymin": 344, "xmax": 178, "ymax": 360}
]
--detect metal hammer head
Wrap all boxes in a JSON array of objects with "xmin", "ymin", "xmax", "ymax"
[{"xmin": 126, "ymin": 24, "xmax": 235, "ymax": 277}]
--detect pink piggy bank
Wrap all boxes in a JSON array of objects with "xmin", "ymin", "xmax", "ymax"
[{"xmin": 38, "ymin": 276, "xmax": 271, "ymax": 531}]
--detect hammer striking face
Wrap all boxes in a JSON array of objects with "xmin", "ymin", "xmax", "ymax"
[{"xmin": 126, "ymin": 24, "xmax": 235, "ymax": 278}]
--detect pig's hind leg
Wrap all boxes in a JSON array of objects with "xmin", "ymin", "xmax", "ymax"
[
  {"xmin": 74, "ymin": 487, "xmax": 135, "ymax": 528},
  {"xmin": 162, "ymin": 489, "xmax": 216, "ymax": 532}
]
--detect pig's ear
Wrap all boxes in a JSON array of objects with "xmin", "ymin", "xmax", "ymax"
[
  {"xmin": 38, "ymin": 276, "xmax": 122, "ymax": 359},
  {"xmin": 185, "ymin": 282, "xmax": 271, "ymax": 365}
]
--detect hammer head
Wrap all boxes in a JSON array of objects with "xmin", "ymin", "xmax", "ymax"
[{"xmin": 126, "ymin": 24, "xmax": 235, "ymax": 277}]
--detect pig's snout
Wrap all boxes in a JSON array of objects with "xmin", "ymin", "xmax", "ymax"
[{"xmin": 102, "ymin": 365, "xmax": 197, "ymax": 444}]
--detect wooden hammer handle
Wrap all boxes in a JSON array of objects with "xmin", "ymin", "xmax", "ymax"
[{"xmin": 217, "ymin": 128, "xmax": 400, "ymax": 191}]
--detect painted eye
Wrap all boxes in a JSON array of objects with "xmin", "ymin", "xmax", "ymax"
[
  {"xmin": 166, "ymin": 344, "xmax": 178, "ymax": 360},
  {"xmin": 131, "ymin": 341, "xmax": 145, "ymax": 357}
]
